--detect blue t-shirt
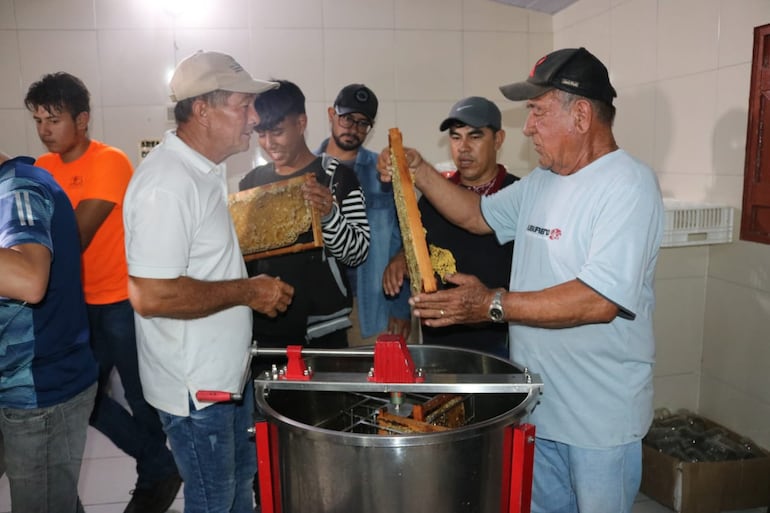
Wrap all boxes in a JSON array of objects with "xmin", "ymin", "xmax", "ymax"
[
  {"xmin": 0, "ymin": 156, "xmax": 97, "ymax": 408},
  {"xmin": 481, "ymin": 150, "xmax": 664, "ymax": 448}
]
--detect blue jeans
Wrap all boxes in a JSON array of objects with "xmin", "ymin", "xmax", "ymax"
[
  {"xmin": 0, "ymin": 382, "xmax": 96, "ymax": 513},
  {"xmin": 158, "ymin": 383, "xmax": 256, "ymax": 513},
  {"xmin": 87, "ymin": 300, "xmax": 177, "ymax": 488},
  {"xmin": 531, "ymin": 438, "xmax": 641, "ymax": 513}
]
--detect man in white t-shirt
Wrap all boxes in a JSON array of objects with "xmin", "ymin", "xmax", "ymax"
[
  {"xmin": 377, "ymin": 48, "xmax": 663, "ymax": 513},
  {"xmin": 123, "ymin": 51, "xmax": 294, "ymax": 513}
]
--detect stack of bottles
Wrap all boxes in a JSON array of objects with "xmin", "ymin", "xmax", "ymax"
[{"xmin": 644, "ymin": 409, "xmax": 760, "ymax": 463}]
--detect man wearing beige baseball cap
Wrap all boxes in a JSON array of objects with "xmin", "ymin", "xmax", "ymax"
[{"xmin": 123, "ymin": 50, "xmax": 294, "ymax": 513}]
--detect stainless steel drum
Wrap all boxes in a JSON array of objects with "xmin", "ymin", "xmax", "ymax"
[{"xmin": 253, "ymin": 345, "xmax": 542, "ymax": 513}]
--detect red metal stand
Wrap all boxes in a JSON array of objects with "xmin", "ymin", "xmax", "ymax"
[
  {"xmin": 506, "ymin": 423, "xmax": 535, "ymax": 513},
  {"xmin": 255, "ymin": 420, "xmax": 281, "ymax": 513}
]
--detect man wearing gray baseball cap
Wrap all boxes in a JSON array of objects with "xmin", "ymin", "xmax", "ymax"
[
  {"xmin": 378, "ymin": 48, "xmax": 663, "ymax": 513},
  {"xmin": 384, "ymin": 96, "xmax": 517, "ymax": 358},
  {"xmin": 123, "ymin": 50, "xmax": 294, "ymax": 513}
]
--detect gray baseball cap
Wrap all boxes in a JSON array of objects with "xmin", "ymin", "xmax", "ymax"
[{"xmin": 439, "ymin": 96, "xmax": 502, "ymax": 131}]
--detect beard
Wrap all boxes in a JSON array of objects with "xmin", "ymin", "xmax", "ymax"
[{"xmin": 332, "ymin": 131, "xmax": 363, "ymax": 152}]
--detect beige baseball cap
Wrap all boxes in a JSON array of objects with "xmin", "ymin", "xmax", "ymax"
[{"xmin": 169, "ymin": 50, "xmax": 278, "ymax": 102}]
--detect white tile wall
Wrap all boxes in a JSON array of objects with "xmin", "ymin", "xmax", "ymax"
[
  {"xmin": 655, "ymin": 0, "xmax": 720, "ymax": 80},
  {"xmin": 253, "ymin": 0, "xmax": 324, "ymax": 29},
  {"xmin": 394, "ymin": 100, "xmax": 457, "ymax": 164},
  {"xmin": 702, "ymin": 278, "xmax": 770, "ymax": 398},
  {"xmin": 0, "ymin": 1, "xmax": 15, "ymax": 29},
  {"xmin": 613, "ymin": 82, "xmax": 656, "ymax": 167},
  {"xmin": 17, "ymin": 30, "xmax": 102, "ymax": 107},
  {"xmin": 0, "ymin": 31, "xmax": 22, "ymax": 109},
  {"xmin": 552, "ymin": 0, "xmax": 611, "ymax": 31},
  {"xmin": 94, "ymin": 0, "xmax": 174, "ymax": 30},
  {"xmin": 395, "ymin": 0, "xmax": 463, "ymax": 31},
  {"xmin": 251, "ymin": 28, "xmax": 326, "ymax": 100},
  {"xmin": 322, "ymin": 0, "xmax": 395, "ymax": 29},
  {"xmin": 609, "ymin": 0, "xmax": 657, "ymax": 88},
  {"xmin": 97, "ymin": 29, "xmax": 176, "ymax": 107},
  {"xmin": 714, "ymin": 63, "xmax": 751, "ymax": 194},
  {"xmin": 653, "ymin": 278, "xmax": 705, "ymax": 375},
  {"xmin": 13, "ymin": 0, "xmax": 95, "ymax": 30},
  {"xmin": 652, "ymin": 374, "xmax": 700, "ymax": 413},
  {"xmin": 0, "ymin": 109, "xmax": 28, "ymax": 155},
  {"xmin": 166, "ymin": 0, "xmax": 251, "ymax": 29},
  {"xmin": 462, "ymin": 0, "xmax": 530, "ymax": 32},
  {"xmin": 553, "ymin": 11, "xmax": 611, "ymax": 55},
  {"xmin": 462, "ymin": 31, "xmax": 530, "ymax": 101},
  {"xmin": 394, "ymin": 30, "xmax": 464, "ymax": 101},
  {"xmin": 654, "ymin": 72, "xmax": 718, "ymax": 179},
  {"xmin": 699, "ymin": 374, "xmax": 770, "ymax": 449},
  {"xmin": 322, "ymin": 29, "xmax": 396, "ymax": 101},
  {"xmin": 717, "ymin": 0, "xmax": 770, "ymax": 68}
]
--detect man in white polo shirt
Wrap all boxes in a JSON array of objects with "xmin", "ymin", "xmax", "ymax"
[{"xmin": 123, "ymin": 51, "xmax": 294, "ymax": 513}]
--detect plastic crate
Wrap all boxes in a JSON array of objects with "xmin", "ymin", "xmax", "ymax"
[{"xmin": 661, "ymin": 200, "xmax": 734, "ymax": 248}]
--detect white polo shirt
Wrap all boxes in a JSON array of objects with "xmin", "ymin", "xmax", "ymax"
[{"xmin": 124, "ymin": 130, "xmax": 252, "ymax": 416}]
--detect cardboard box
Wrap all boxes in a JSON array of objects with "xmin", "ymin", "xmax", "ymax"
[{"xmin": 641, "ymin": 415, "xmax": 770, "ymax": 513}]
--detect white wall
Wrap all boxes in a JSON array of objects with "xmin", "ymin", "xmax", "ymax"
[
  {"xmin": 0, "ymin": 0, "xmax": 553, "ymax": 190},
  {"xmin": 553, "ymin": 0, "xmax": 770, "ymax": 448}
]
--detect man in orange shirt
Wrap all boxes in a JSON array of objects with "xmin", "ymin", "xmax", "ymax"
[{"xmin": 25, "ymin": 73, "xmax": 181, "ymax": 513}]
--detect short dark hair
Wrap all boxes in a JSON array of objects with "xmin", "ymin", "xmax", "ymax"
[
  {"xmin": 24, "ymin": 72, "xmax": 91, "ymax": 118},
  {"xmin": 445, "ymin": 120, "xmax": 500, "ymax": 134},
  {"xmin": 556, "ymin": 90, "xmax": 616, "ymax": 126},
  {"xmin": 173, "ymin": 89, "xmax": 232, "ymax": 124},
  {"xmin": 253, "ymin": 79, "xmax": 305, "ymax": 131}
]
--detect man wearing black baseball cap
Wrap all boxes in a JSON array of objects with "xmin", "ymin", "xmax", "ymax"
[
  {"xmin": 378, "ymin": 48, "xmax": 664, "ymax": 513},
  {"xmin": 384, "ymin": 96, "xmax": 516, "ymax": 358},
  {"xmin": 316, "ymin": 84, "xmax": 412, "ymax": 346}
]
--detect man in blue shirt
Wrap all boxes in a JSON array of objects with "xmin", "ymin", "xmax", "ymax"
[
  {"xmin": 0, "ymin": 151, "xmax": 98, "ymax": 513},
  {"xmin": 316, "ymin": 84, "xmax": 411, "ymax": 344}
]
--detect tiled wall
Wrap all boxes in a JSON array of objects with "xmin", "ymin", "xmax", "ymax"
[
  {"xmin": 553, "ymin": 0, "xmax": 770, "ymax": 447},
  {"xmin": 0, "ymin": 0, "xmax": 552, "ymax": 190}
]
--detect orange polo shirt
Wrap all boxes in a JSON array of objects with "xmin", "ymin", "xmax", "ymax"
[{"xmin": 37, "ymin": 140, "xmax": 133, "ymax": 305}]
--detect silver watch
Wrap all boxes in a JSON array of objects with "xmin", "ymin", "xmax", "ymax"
[{"xmin": 488, "ymin": 290, "xmax": 505, "ymax": 323}]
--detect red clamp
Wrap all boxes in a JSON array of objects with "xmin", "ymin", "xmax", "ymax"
[
  {"xmin": 280, "ymin": 345, "xmax": 312, "ymax": 381},
  {"xmin": 368, "ymin": 334, "xmax": 424, "ymax": 383}
]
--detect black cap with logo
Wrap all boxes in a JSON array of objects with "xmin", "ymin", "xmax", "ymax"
[
  {"xmin": 499, "ymin": 47, "xmax": 616, "ymax": 105},
  {"xmin": 334, "ymin": 84, "xmax": 378, "ymax": 122}
]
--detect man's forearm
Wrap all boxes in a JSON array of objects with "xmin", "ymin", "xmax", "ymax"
[
  {"xmin": 128, "ymin": 275, "xmax": 255, "ymax": 319},
  {"xmin": 412, "ymin": 160, "xmax": 490, "ymax": 235},
  {"xmin": 0, "ymin": 244, "xmax": 51, "ymax": 303},
  {"xmin": 501, "ymin": 280, "xmax": 619, "ymax": 328}
]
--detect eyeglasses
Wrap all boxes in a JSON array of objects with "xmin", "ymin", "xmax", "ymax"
[{"xmin": 336, "ymin": 113, "xmax": 373, "ymax": 133}]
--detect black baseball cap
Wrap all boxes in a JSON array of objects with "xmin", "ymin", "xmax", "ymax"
[
  {"xmin": 334, "ymin": 84, "xmax": 378, "ymax": 122},
  {"xmin": 499, "ymin": 47, "xmax": 616, "ymax": 105},
  {"xmin": 439, "ymin": 96, "xmax": 502, "ymax": 132}
]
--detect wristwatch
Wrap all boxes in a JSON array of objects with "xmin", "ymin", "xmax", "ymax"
[{"xmin": 488, "ymin": 290, "xmax": 505, "ymax": 323}]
